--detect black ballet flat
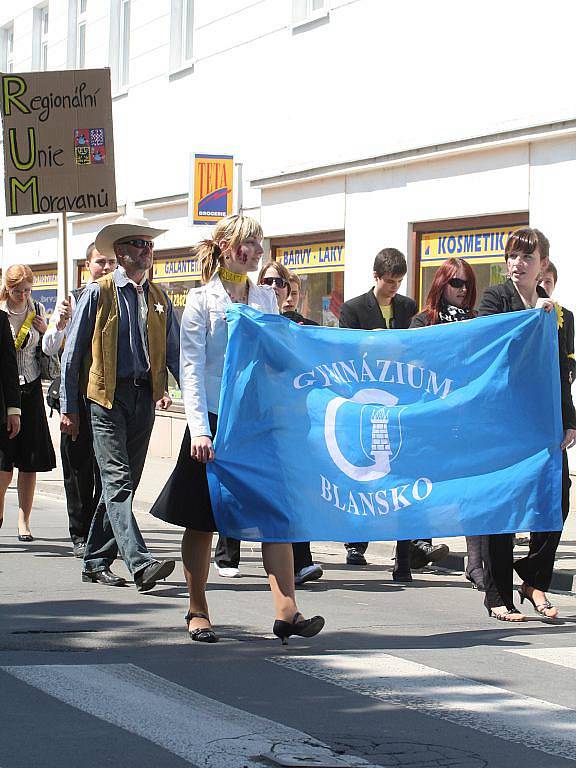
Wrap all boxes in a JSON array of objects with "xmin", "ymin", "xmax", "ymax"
[
  {"xmin": 273, "ymin": 612, "xmax": 325, "ymax": 645},
  {"xmin": 185, "ymin": 611, "xmax": 218, "ymax": 643},
  {"xmin": 17, "ymin": 533, "xmax": 34, "ymax": 542}
]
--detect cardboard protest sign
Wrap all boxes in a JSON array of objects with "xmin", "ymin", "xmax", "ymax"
[{"xmin": 1, "ymin": 68, "xmax": 116, "ymax": 216}]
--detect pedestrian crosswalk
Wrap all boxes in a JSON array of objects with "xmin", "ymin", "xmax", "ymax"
[
  {"xmin": 506, "ymin": 645, "xmax": 576, "ymax": 669},
  {"xmin": 269, "ymin": 649, "xmax": 576, "ymax": 762},
  {"xmin": 0, "ymin": 663, "xmax": 376, "ymax": 768},
  {"xmin": 3, "ymin": 645, "xmax": 576, "ymax": 764}
]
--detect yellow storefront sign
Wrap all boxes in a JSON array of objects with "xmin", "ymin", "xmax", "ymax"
[
  {"xmin": 32, "ymin": 269, "xmax": 57, "ymax": 288},
  {"xmin": 153, "ymin": 255, "xmax": 200, "ymax": 283},
  {"xmin": 275, "ymin": 241, "xmax": 345, "ymax": 275},
  {"xmin": 421, "ymin": 226, "xmax": 523, "ymax": 265},
  {"xmin": 81, "ymin": 255, "xmax": 201, "ymax": 285}
]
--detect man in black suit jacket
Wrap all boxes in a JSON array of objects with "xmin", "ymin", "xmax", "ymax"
[
  {"xmin": 339, "ymin": 248, "xmax": 420, "ymax": 579},
  {"xmin": 0, "ymin": 309, "xmax": 22, "ymax": 527}
]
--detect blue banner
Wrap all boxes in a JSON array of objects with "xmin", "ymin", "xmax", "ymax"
[{"xmin": 207, "ymin": 306, "xmax": 563, "ymax": 542}]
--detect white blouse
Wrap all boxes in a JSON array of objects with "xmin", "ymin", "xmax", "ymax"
[
  {"xmin": 180, "ymin": 274, "xmax": 278, "ymax": 437},
  {"xmin": 1, "ymin": 299, "xmax": 46, "ymax": 384}
]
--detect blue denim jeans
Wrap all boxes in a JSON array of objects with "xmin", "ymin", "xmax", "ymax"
[{"xmin": 83, "ymin": 380, "xmax": 156, "ymax": 577}]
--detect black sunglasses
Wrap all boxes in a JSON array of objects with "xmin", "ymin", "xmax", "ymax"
[
  {"xmin": 448, "ymin": 277, "xmax": 469, "ymax": 289},
  {"xmin": 120, "ymin": 238, "xmax": 154, "ymax": 249},
  {"xmin": 262, "ymin": 276, "xmax": 288, "ymax": 288}
]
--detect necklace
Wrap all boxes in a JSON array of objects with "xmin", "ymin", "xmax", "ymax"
[
  {"xmin": 8, "ymin": 306, "xmax": 27, "ymax": 315},
  {"xmin": 219, "ymin": 267, "xmax": 246, "ymax": 283}
]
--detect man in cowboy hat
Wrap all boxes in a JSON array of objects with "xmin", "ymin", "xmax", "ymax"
[{"xmin": 60, "ymin": 215, "xmax": 180, "ymax": 591}]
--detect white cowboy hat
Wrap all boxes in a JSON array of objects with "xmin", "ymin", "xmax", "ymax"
[{"xmin": 95, "ymin": 215, "xmax": 167, "ymax": 257}]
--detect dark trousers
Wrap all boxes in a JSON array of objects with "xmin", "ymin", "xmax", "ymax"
[
  {"xmin": 215, "ymin": 536, "xmax": 314, "ymax": 573},
  {"xmin": 483, "ymin": 452, "xmax": 570, "ymax": 611},
  {"xmin": 346, "ymin": 540, "xmax": 412, "ymax": 562},
  {"xmin": 83, "ymin": 381, "xmax": 156, "ymax": 576},
  {"xmin": 345, "ymin": 541, "xmax": 368, "ymax": 554},
  {"xmin": 60, "ymin": 396, "xmax": 101, "ymax": 544}
]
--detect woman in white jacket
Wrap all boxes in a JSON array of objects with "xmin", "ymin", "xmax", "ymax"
[{"xmin": 150, "ymin": 214, "xmax": 324, "ymax": 644}]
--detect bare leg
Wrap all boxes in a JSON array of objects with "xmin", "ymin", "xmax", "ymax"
[
  {"xmin": 262, "ymin": 542, "xmax": 299, "ymax": 621},
  {"xmin": 0, "ymin": 469, "xmax": 13, "ymax": 526},
  {"xmin": 182, "ymin": 529, "xmax": 213, "ymax": 631},
  {"xmin": 17, "ymin": 471, "xmax": 36, "ymax": 536}
]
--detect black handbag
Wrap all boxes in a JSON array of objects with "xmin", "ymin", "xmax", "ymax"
[{"xmin": 46, "ymin": 375, "xmax": 61, "ymax": 415}]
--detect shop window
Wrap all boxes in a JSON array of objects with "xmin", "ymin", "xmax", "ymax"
[
  {"xmin": 273, "ymin": 237, "xmax": 344, "ymax": 326},
  {"xmin": 152, "ymin": 251, "xmax": 201, "ymax": 402},
  {"xmin": 417, "ymin": 222, "xmax": 528, "ymax": 309},
  {"xmin": 31, "ymin": 267, "xmax": 58, "ymax": 318}
]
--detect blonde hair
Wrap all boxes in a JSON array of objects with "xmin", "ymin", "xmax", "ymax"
[
  {"xmin": 193, "ymin": 214, "xmax": 264, "ymax": 284},
  {"xmin": 0, "ymin": 264, "xmax": 34, "ymax": 302}
]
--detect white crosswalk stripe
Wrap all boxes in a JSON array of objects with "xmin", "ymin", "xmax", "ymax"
[
  {"xmin": 0, "ymin": 663, "xmax": 377, "ymax": 768},
  {"xmin": 506, "ymin": 645, "xmax": 576, "ymax": 669},
  {"xmin": 269, "ymin": 652, "xmax": 576, "ymax": 762}
]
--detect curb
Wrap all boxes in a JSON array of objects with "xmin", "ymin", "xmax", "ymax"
[{"xmin": 35, "ymin": 480, "xmax": 576, "ymax": 594}]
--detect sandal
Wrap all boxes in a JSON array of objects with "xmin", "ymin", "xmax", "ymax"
[
  {"xmin": 185, "ymin": 611, "xmax": 218, "ymax": 643},
  {"xmin": 517, "ymin": 585, "xmax": 558, "ymax": 619},
  {"xmin": 489, "ymin": 607, "xmax": 525, "ymax": 622}
]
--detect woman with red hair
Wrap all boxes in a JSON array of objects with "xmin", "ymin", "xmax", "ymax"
[
  {"xmin": 0, "ymin": 264, "xmax": 56, "ymax": 541},
  {"xmin": 411, "ymin": 257, "xmax": 477, "ymax": 327},
  {"xmin": 410, "ymin": 258, "xmax": 483, "ymax": 589}
]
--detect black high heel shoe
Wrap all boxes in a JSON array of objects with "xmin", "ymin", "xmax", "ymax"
[
  {"xmin": 272, "ymin": 612, "xmax": 325, "ymax": 645},
  {"xmin": 465, "ymin": 567, "xmax": 485, "ymax": 591},
  {"xmin": 185, "ymin": 611, "xmax": 218, "ymax": 643}
]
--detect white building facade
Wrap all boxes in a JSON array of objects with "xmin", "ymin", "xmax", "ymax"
[{"xmin": 1, "ymin": 0, "xmax": 575, "ymax": 454}]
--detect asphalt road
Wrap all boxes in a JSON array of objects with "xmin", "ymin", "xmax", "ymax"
[{"xmin": 1, "ymin": 490, "xmax": 576, "ymax": 768}]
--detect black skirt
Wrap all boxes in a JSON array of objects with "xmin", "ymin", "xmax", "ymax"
[
  {"xmin": 149, "ymin": 413, "xmax": 218, "ymax": 532},
  {"xmin": 0, "ymin": 377, "xmax": 56, "ymax": 473}
]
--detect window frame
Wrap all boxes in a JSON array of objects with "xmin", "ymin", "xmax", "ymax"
[
  {"xmin": 291, "ymin": 0, "xmax": 329, "ymax": 29},
  {"xmin": 169, "ymin": 0, "xmax": 194, "ymax": 76},
  {"xmin": 118, "ymin": 0, "xmax": 131, "ymax": 89},
  {"xmin": 3, "ymin": 23, "xmax": 15, "ymax": 72},
  {"xmin": 76, "ymin": 0, "xmax": 87, "ymax": 68},
  {"xmin": 40, "ymin": 5, "xmax": 49, "ymax": 70}
]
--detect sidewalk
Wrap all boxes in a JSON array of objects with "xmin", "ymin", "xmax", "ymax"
[{"xmin": 38, "ymin": 412, "xmax": 576, "ymax": 593}]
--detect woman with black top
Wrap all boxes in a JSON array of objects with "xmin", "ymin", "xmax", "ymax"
[
  {"xmin": 0, "ymin": 265, "xmax": 56, "ymax": 541},
  {"xmin": 410, "ymin": 257, "xmax": 485, "ymax": 590},
  {"xmin": 150, "ymin": 215, "xmax": 324, "ymax": 644},
  {"xmin": 0, "ymin": 308, "xmax": 22, "ymax": 528},
  {"xmin": 478, "ymin": 228, "xmax": 576, "ymax": 621}
]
